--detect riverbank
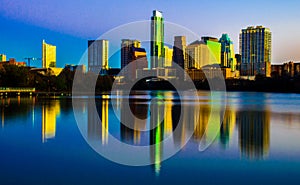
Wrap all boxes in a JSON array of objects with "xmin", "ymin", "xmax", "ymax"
[{"xmin": 1, "ymin": 77, "xmax": 300, "ymax": 97}]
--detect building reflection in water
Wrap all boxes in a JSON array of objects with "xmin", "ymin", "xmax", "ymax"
[
  {"xmin": 120, "ymin": 94, "xmax": 148, "ymax": 145},
  {"xmin": 42, "ymin": 100, "xmax": 60, "ymax": 143},
  {"xmin": 192, "ymin": 101, "xmax": 223, "ymax": 151},
  {"xmin": 31, "ymin": 96, "xmax": 36, "ymax": 127},
  {"xmin": 237, "ymin": 109, "xmax": 270, "ymax": 160},
  {"xmin": 220, "ymin": 106, "xmax": 236, "ymax": 148},
  {"xmin": 1, "ymin": 98, "xmax": 7, "ymax": 127},
  {"xmin": 149, "ymin": 92, "xmax": 166, "ymax": 176},
  {"xmin": 1, "ymin": 97, "xmax": 36, "ymax": 128},
  {"xmin": 118, "ymin": 91, "xmax": 172, "ymax": 175},
  {"xmin": 83, "ymin": 91, "xmax": 271, "ymax": 173},
  {"xmin": 1, "ymin": 98, "xmax": 10, "ymax": 127},
  {"xmin": 193, "ymin": 103, "xmax": 210, "ymax": 142},
  {"xmin": 163, "ymin": 92, "xmax": 173, "ymax": 137},
  {"xmin": 87, "ymin": 95, "xmax": 109, "ymax": 145}
]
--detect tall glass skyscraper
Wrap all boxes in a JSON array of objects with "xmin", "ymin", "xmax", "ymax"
[
  {"xmin": 219, "ymin": 34, "xmax": 237, "ymax": 72},
  {"xmin": 150, "ymin": 10, "xmax": 164, "ymax": 68},
  {"xmin": 239, "ymin": 26, "xmax": 272, "ymax": 77}
]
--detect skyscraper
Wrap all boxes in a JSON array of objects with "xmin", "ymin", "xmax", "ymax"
[
  {"xmin": 219, "ymin": 34, "xmax": 237, "ymax": 72},
  {"xmin": 172, "ymin": 36, "xmax": 186, "ymax": 69},
  {"xmin": 121, "ymin": 39, "xmax": 141, "ymax": 69},
  {"xmin": 150, "ymin": 10, "xmax": 164, "ymax": 68},
  {"xmin": 239, "ymin": 26, "xmax": 272, "ymax": 77},
  {"xmin": 120, "ymin": 39, "xmax": 148, "ymax": 79},
  {"xmin": 88, "ymin": 39, "xmax": 109, "ymax": 73},
  {"xmin": 42, "ymin": 40, "xmax": 56, "ymax": 68}
]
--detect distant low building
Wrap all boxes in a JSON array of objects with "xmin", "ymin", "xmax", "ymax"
[
  {"xmin": 65, "ymin": 64, "xmax": 86, "ymax": 74},
  {"xmin": 136, "ymin": 68, "xmax": 177, "ymax": 81},
  {"xmin": 185, "ymin": 66, "xmax": 239, "ymax": 81},
  {"xmin": 185, "ymin": 69, "xmax": 205, "ymax": 81},
  {"xmin": 30, "ymin": 67, "xmax": 63, "ymax": 76},
  {"xmin": 271, "ymin": 61, "xmax": 300, "ymax": 78},
  {"xmin": 271, "ymin": 64, "xmax": 283, "ymax": 77},
  {"xmin": 0, "ymin": 58, "xmax": 26, "ymax": 67},
  {"xmin": 201, "ymin": 65, "xmax": 225, "ymax": 79}
]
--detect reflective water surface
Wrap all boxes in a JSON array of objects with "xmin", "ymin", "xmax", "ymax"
[{"xmin": 1, "ymin": 91, "xmax": 300, "ymax": 185}]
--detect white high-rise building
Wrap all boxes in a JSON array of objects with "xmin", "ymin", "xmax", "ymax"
[{"xmin": 88, "ymin": 39, "xmax": 109, "ymax": 73}]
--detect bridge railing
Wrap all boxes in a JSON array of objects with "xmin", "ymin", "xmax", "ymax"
[{"xmin": 0, "ymin": 87, "xmax": 36, "ymax": 92}]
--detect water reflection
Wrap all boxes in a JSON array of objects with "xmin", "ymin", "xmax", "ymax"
[
  {"xmin": 1, "ymin": 97, "xmax": 34, "ymax": 126},
  {"xmin": 88, "ymin": 96, "xmax": 109, "ymax": 145},
  {"xmin": 0, "ymin": 97, "xmax": 61, "ymax": 143},
  {"xmin": 237, "ymin": 110, "xmax": 270, "ymax": 160},
  {"xmin": 220, "ymin": 107, "xmax": 236, "ymax": 148},
  {"xmin": 120, "ymin": 94, "xmax": 148, "ymax": 145},
  {"xmin": 42, "ymin": 100, "xmax": 60, "ymax": 142},
  {"xmin": 1, "ymin": 91, "xmax": 297, "ymax": 176}
]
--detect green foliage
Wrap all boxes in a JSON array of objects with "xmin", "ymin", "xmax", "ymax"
[
  {"xmin": 0, "ymin": 65, "xmax": 114, "ymax": 93},
  {"xmin": 0, "ymin": 65, "xmax": 31, "ymax": 87}
]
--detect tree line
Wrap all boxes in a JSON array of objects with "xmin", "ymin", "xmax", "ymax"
[{"xmin": 0, "ymin": 65, "xmax": 114, "ymax": 92}]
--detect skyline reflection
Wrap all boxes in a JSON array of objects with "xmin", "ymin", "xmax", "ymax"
[
  {"xmin": 42, "ymin": 100, "xmax": 60, "ymax": 143},
  {"xmin": 0, "ymin": 93, "xmax": 272, "ymax": 158},
  {"xmin": 1, "ymin": 91, "xmax": 299, "ymax": 176}
]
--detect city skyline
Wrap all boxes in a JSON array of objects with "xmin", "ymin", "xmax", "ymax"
[{"xmin": 1, "ymin": 0, "xmax": 300, "ymax": 68}]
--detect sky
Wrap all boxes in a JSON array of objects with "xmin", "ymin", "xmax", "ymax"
[{"xmin": 1, "ymin": 0, "xmax": 300, "ymax": 68}]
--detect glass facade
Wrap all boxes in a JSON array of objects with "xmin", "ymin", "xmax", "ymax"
[
  {"xmin": 150, "ymin": 10, "xmax": 164, "ymax": 68},
  {"xmin": 219, "ymin": 34, "xmax": 237, "ymax": 72},
  {"xmin": 239, "ymin": 26, "xmax": 272, "ymax": 77},
  {"xmin": 88, "ymin": 39, "xmax": 109, "ymax": 73}
]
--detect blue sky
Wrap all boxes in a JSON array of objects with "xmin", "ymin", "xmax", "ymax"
[{"xmin": 1, "ymin": 0, "xmax": 300, "ymax": 68}]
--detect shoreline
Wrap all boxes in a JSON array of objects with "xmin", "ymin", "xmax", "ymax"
[{"xmin": 1, "ymin": 88, "xmax": 300, "ymax": 98}]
